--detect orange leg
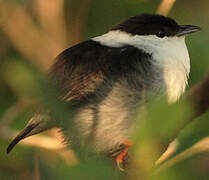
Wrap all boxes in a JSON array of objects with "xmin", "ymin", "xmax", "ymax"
[{"xmin": 115, "ymin": 140, "xmax": 133, "ymax": 171}]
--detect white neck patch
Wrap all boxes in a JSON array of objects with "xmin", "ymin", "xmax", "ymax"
[{"xmin": 92, "ymin": 30, "xmax": 190, "ymax": 103}]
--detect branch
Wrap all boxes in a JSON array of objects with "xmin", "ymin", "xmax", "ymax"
[
  {"xmin": 157, "ymin": 0, "xmax": 176, "ymax": 16},
  {"xmin": 155, "ymin": 137, "xmax": 209, "ymax": 173},
  {"xmin": 0, "ymin": 0, "xmax": 67, "ymax": 71},
  {"xmin": 70, "ymin": 0, "xmax": 92, "ymax": 44},
  {"xmin": 186, "ymin": 73, "xmax": 209, "ymax": 119},
  {"xmin": 0, "ymin": 0, "xmax": 51, "ymax": 71},
  {"xmin": 35, "ymin": 0, "xmax": 68, "ymax": 52}
]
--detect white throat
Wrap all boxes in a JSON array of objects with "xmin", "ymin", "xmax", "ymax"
[{"xmin": 93, "ymin": 30, "xmax": 190, "ymax": 103}]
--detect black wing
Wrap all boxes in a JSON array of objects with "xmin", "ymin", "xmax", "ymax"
[
  {"xmin": 6, "ymin": 39, "xmax": 152, "ymax": 154},
  {"xmin": 49, "ymin": 40, "xmax": 151, "ymax": 102}
]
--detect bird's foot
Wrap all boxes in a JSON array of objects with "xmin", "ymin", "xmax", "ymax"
[{"xmin": 109, "ymin": 140, "xmax": 132, "ymax": 171}]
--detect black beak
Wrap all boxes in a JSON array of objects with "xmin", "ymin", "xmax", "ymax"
[
  {"xmin": 7, "ymin": 123, "xmax": 38, "ymax": 154},
  {"xmin": 177, "ymin": 25, "xmax": 201, "ymax": 36}
]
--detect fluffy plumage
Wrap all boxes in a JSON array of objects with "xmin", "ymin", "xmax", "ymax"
[
  {"xmin": 7, "ymin": 13, "xmax": 200, "ymax": 154},
  {"xmin": 50, "ymin": 40, "xmax": 154, "ymax": 151}
]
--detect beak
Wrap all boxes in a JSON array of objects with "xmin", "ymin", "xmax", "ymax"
[
  {"xmin": 7, "ymin": 114, "xmax": 53, "ymax": 154},
  {"xmin": 177, "ymin": 25, "xmax": 201, "ymax": 36},
  {"xmin": 7, "ymin": 123, "xmax": 39, "ymax": 154}
]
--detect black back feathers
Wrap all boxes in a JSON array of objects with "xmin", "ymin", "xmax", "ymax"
[{"xmin": 50, "ymin": 40, "xmax": 151, "ymax": 102}]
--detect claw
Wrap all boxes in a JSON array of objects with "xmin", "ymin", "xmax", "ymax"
[
  {"xmin": 116, "ymin": 159, "xmax": 125, "ymax": 171},
  {"xmin": 115, "ymin": 140, "xmax": 133, "ymax": 171}
]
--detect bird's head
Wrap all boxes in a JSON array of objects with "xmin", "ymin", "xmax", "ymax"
[
  {"xmin": 93, "ymin": 14, "xmax": 201, "ymax": 51},
  {"xmin": 92, "ymin": 14, "xmax": 201, "ymax": 103},
  {"xmin": 111, "ymin": 13, "xmax": 200, "ymax": 39}
]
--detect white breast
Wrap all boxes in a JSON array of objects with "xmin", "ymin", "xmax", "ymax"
[
  {"xmin": 136, "ymin": 34, "xmax": 190, "ymax": 103},
  {"xmin": 93, "ymin": 30, "xmax": 190, "ymax": 103}
]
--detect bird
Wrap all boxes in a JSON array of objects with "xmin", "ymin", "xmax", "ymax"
[{"xmin": 6, "ymin": 13, "xmax": 200, "ymax": 169}]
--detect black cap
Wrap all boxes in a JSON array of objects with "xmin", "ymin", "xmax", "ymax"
[{"xmin": 112, "ymin": 14, "xmax": 200, "ymax": 37}]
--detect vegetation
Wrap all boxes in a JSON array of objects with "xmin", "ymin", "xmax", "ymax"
[{"xmin": 0, "ymin": 0, "xmax": 209, "ymax": 179}]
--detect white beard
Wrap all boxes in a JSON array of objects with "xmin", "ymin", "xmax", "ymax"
[{"xmin": 93, "ymin": 30, "xmax": 190, "ymax": 103}]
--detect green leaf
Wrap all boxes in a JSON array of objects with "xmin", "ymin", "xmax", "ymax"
[{"xmin": 171, "ymin": 111, "xmax": 209, "ymax": 159}]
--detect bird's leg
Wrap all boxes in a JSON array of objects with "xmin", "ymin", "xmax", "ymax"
[
  {"xmin": 115, "ymin": 140, "xmax": 132, "ymax": 170},
  {"xmin": 109, "ymin": 140, "xmax": 133, "ymax": 171}
]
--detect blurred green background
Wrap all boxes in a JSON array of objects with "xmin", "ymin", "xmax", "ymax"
[{"xmin": 0, "ymin": 0, "xmax": 209, "ymax": 179}]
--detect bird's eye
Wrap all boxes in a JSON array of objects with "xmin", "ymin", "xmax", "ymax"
[{"xmin": 156, "ymin": 31, "xmax": 166, "ymax": 38}]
